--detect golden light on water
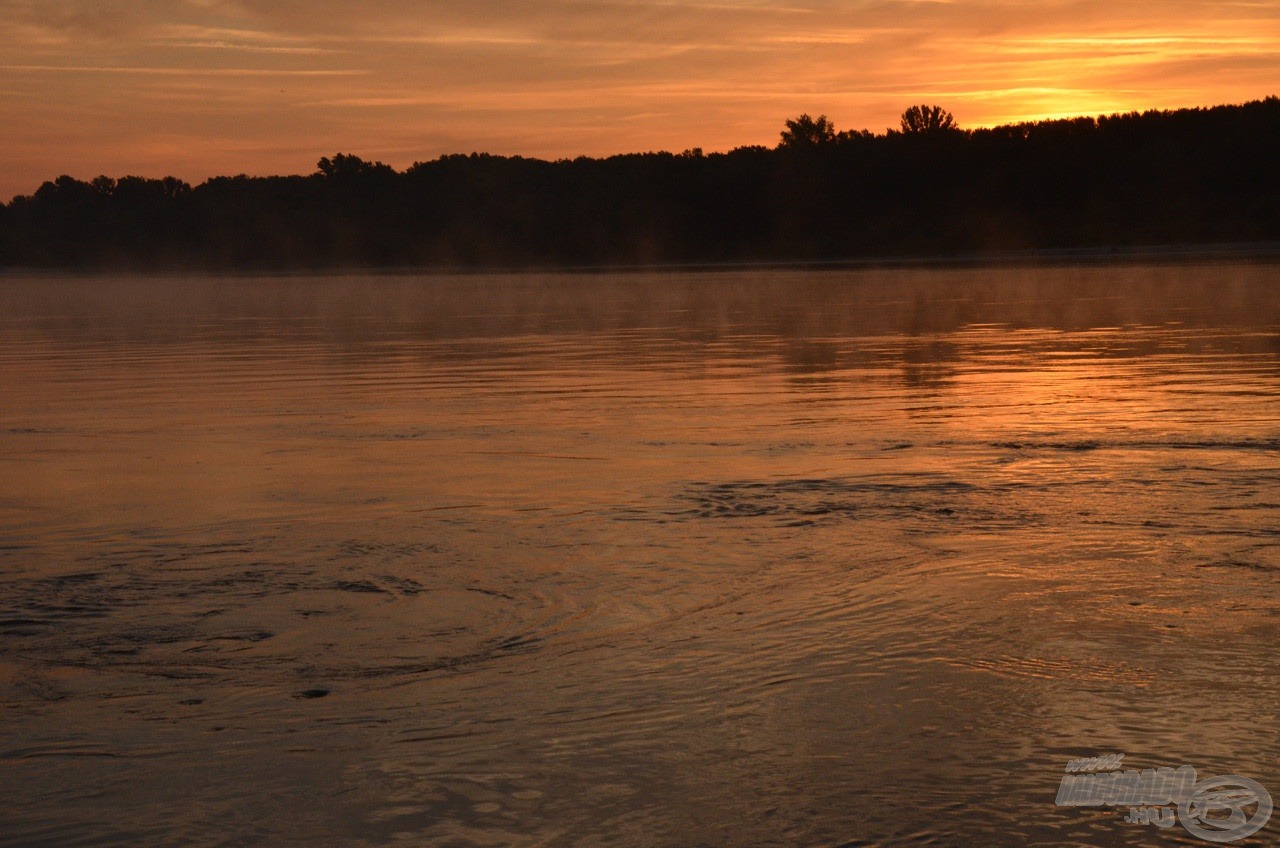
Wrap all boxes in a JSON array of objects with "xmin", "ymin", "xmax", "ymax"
[
  {"xmin": 3, "ymin": 267, "xmax": 1280, "ymax": 844},
  {"xmin": 1, "ymin": 1, "xmax": 1279, "ymax": 197}
]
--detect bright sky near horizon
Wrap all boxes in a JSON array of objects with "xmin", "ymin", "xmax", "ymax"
[{"xmin": 1, "ymin": 0, "xmax": 1278, "ymax": 200}]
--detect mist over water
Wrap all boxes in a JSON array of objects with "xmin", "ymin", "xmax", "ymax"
[{"xmin": 2, "ymin": 265, "xmax": 1279, "ymax": 847}]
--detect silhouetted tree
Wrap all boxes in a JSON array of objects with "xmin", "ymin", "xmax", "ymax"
[
  {"xmin": 836, "ymin": 129, "xmax": 875, "ymax": 145},
  {"xmin": 900, "ymin": 105, "xmax": 958, "ymax": 135},
  {"xmin": 780, "ymin": 114, "xmax": 837, "ymax": 149},
  {"xmin": 316, "ymin": 153, "xmax": 394, "ymax": 179}
]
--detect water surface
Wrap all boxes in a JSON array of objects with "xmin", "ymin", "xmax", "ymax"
[{"xmin": 2, "ymin": 265, "xmax": 1279, "ymax": 846}]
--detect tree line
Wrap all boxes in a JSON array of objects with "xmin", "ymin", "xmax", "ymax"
[{"xmin": 1, "ymin": 98, "xmax": 1277, "ymax": 270}]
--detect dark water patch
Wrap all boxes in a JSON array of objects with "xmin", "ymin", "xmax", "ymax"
[
  {"xmin": 672, "ymin": 477, "xmax": 1006, "ymax": 527},
  {"xmin": 494, "ymin": 634, "xmax": 540, "ymax": 652},
  {"xmin": 378, "ymin": 574, "xmax": 426, "ymax": 595},
  {"xmin": 3, "ymin": 744, "xmax": 122, "ymax": 759},
  {"xmin": 48, "ymin": 571, "xmax": 102, "ymax": 584},
  {"xmin": 294, "ymin": 688, "xmax": 331, "ymax": 700},
  {"xmin": 0, "ymin": 598, "xmax": 113, "ymax": 635},
  {"xmin": 1210, "ymin": 502, "xmax": 1280, "ymax": 510},
  {"xmin": 335, "ymin": 539, "xmax": 435, "ymax": 559},
  {"xmin": 25, "ymin": 602, "xmax": 110, "ymax": 617},
  {"xmin": 205, "ymin": 630, "xmax": 274, "ymax": 643},
  {"xmin": 0, "ymin": 618, "xmax": 53, "ymax": 636},
  {"xmin": 747, "ymin": 441, "xmax": 818, "ymax": 457},
  {"xmin": 328, "ymin": 632, "xmax": 544, "ymax": 682},
  {"xmin": 0, "ymin": 617, "xmax": 53, "ymax": 627},
  {"xmin": 1166, "ymin": 438, "xmax": 1280, "ymax": 452},
  {"xmin": 992, "ymin": 440, "xmax": 1101, "ymax": 452},
  {"xmin": 1196, "ymin": 559, "xmax": 1276, "ymax": 571},
  {"xmin": 986, "ymin": 437, "xmax": 1280, "ymax": 453},
  {"xmin": 111, "ymin": 624, "xmax": 199, "ymax": 647},
  {"xmin": 331, "ymin": 580, "xmax": 390, "ymax": 594}
]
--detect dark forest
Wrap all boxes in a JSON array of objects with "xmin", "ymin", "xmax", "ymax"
[{"xmin": 2, "ymin": 97, "xmax": 1278, "ymax": 270}]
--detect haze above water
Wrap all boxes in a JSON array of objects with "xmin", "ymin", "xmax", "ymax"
[{"xmin": 2, "ymin": 265, "xmax": 1279, "ymax": 847}]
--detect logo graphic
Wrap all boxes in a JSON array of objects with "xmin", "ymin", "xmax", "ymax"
[
  {"xmin": 1056, "ymin": 754, "xmax": 1272, "ymax": 843},
  {"xmin": 1180, "ymin": 775, "xmax": 1273, "ymax": 843}
]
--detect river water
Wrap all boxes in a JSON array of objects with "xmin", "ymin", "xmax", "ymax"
[{"xmin": 1, "ymin": 265, "xmax": 1279, "ymax": 847}]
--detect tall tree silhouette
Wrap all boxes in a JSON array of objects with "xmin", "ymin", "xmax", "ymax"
[
  {"xmin": 900, "ymin": 105, "xmax": 958, "ymax": 135},
  {"xmin": 779, "ymin": 114, "xmax": 837, "ymax": 149}
]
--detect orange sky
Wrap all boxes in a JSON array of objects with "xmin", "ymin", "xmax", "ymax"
[{"xmin": 2, "ymin": 0, "xmax": 1278, "ymax": 200}]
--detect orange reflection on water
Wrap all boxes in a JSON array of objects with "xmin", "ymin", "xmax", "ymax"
[{"xmin": 1, "ymin": 265, "xmax": 1279, "ymax": 846}]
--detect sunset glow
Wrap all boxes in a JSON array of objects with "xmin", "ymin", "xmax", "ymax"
[{"xmin": 2, "ymin": 0, "xmax": 1278, "ymax": 199}]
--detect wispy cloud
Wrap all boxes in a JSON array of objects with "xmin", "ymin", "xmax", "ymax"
[{"xmin": 1, "ymin": 64, "xmax": 365, "ymax": 75}]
